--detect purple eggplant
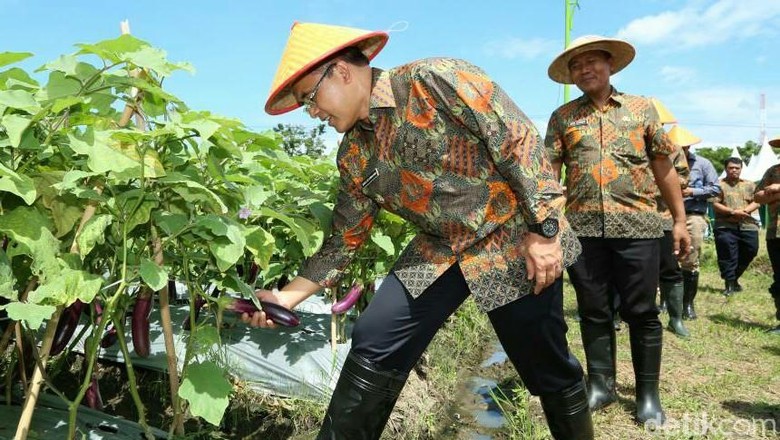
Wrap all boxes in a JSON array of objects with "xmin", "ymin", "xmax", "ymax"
[
  {"xmin": 131, "ymin": 288, "xmax": 153, "ymax": 357},
  {"xmin": 182, "ymin": 296, "xmax": 207, "ymax": 331},
  {"xmin": 226, "ymin": 298, "xmax": 300, "ymax": 327},
  {"xmin": 85, "ymin": 375, "xmax": 103, "ymax": 410},
  {"xmin": 51, "ymin": 300, "xmax": 85, "ymax": 355},
  {"xmin": 100, "ymin": 325, "xmax": 118, "ymax": 348},
  {"xmin": 246, "ymin": 263, "xmax": 259, "ymax": 285},
  {"xmin": 331, "ymin": 283, "xmax": 364, "ymax": 315}
]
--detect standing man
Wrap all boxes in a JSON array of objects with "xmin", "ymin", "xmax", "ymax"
[
  {"xmin": 545, "ymin": 35, "xmax": 690, "ymax": 426},
  {"xmin": 246, "ymin": 22, "xmax": 594, "ymax": 439},
  {"xmin": 713, "ymin": 157, "xmax": 760, "ymax": 296},
  {"xmin": 753, "ymin": 135, "xmax": 780, "ymax": 335},
  {"xmin": 669, "ymin": 125, "xmax": 721, "ymax": 319}
]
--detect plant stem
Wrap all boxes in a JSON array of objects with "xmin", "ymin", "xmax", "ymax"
[
  {"xmin": 151, "ymin": 226, "xmax": 184, "ymax": 435},
  {"xmin": 111, "ymin": 315, "xmax": 154, "ymax": 440},
  {"xmin": 14, "ymin": 306, "xmax": 61, "ymax": 440}
]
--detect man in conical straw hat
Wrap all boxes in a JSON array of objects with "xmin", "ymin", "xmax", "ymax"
[
  {"xmin": 246, "ymin": 22, "xmax": 594, "ymax": 439},
  {"xmin": 669, "ymin": 125, "xmax": 720, "ymax": 320},
  {"xmin": 650, "ymin": 100, "xmax": 692, "ymax": 340},
  {"xmin": 753, "ymin": 135, "xmax": 780, "ymax": 336},
  {"xmin": 544, "ymin": 35, "xmax": 692, "ymax": 426}
]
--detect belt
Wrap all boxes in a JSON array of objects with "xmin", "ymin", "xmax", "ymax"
[{"xmin": 686, "ymin": 211, "xmax": 706, "ymax": 215}]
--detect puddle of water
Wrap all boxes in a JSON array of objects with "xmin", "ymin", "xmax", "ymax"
[
  {"xmin": 468, "ymin": 377, "xmax": 505, "ymax": 429},
  {"xmin": 480, "ymin": 343, "xmax": 508, "ymax": 368}
]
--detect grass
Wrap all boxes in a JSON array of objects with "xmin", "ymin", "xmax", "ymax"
[{"xmin": 490, "ymin": 236, "xmax": 780, "ymax": 440}]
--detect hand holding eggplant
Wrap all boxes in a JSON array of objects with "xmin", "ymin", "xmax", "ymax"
[{"xmin": 240, "ymin": 288, "xmax": 299, "ymax": 328}]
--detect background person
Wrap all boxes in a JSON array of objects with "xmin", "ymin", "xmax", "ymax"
[
  {"xmin": 753, "ymin": 135, "xmax": 780, "ymax": 335},
  {"xmin": 545, "ymin": 35, "xmax": 690, "ymax": 425},
  {"xmin": 669, "ymin": 125, "xmax": 721, "ymax": 320},
  {"xmin": 713, "ymin": 157, "xmax": 760, "ymax": 296}
]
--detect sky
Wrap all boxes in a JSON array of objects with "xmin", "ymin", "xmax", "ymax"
[{"xmin": 2, "ymin": 0, "xmax": 780, "ymax": 152}]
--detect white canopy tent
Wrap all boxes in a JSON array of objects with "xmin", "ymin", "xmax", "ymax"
[{"xmin": 741, "ymin": 137, "xmax": 779, "ymax": 182}]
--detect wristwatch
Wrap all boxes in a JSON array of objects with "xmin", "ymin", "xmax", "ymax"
[{"xmin": 528, "ymin": 217, "xmax": 559, "ymax": 238}]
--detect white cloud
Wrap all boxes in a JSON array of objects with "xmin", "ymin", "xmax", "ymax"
[
  {"xmin": 660, "ymin": 65, "xmax": 697, "ymax": 84},
  {"xmin": 616, "ymin": 0, "xmax": 780, "ymax": 49},
  {"xmin": 483, "ymin": 37, "xmax": 559, "ymax": 60}
]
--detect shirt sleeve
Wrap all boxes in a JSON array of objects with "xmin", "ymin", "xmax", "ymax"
[
  {"xmin": 544, "ymin": 111, "xmax": 565, "ymax": 164},
  {"xmin": 692, "ymin": 160, "xmax": 721, "ymax": 199},
  {"xmin": 673, "ymin": 147, "xmax": 690, "ymax": 188},
  {"xmin": 417, "ymin": 59, "xmax": 564, "ymax": 224},
  {"xmin": 756, "ymin": 165, "xmax": 780, "ymax": 192},
  {"xmin": 298, "ymin": 134, "xmax": 379, "ymax": 287}
]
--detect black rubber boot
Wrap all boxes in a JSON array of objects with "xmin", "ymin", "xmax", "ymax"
[
  {"xmin": 682, "ymin": 271, "xmax": 699, "ymax": 320},
  {"xmin": 580, "ymin": 322, "xmax": 617, "ymax": 411},
  {"xmin": 769, "ymin": 297, "xmax": 780, "ymax": 335},
  {"xmin": 629, "ymin": 320, "xmax": 665, "ymax": 426},
  {"xmin": 540, "ymin": 379, "xmax": 594, "ymax": 440},
  {"xmin": 661, "ymin": 282, "xmax": 689, "ymax": 338},
  {"xmin": 658, "ymin": 288, "xmax": 667, "ymax": 314},
  {"xmin": 317, "ymin": 351, "xmax": 408, "ymax": 440},
  {"xmin": 723, "ymin": 279, "xmax": 738, "ymax": 297}
]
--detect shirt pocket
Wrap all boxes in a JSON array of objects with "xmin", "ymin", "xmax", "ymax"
[{"xmin": 360, "ymin": 160, "xmax": 396, "ymax": 208}]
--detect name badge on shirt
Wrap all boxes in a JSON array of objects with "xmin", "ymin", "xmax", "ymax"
[
  {"xmin": 361, "ymin": 168, "xmax": 379, "ymax": 188},
  {"xmin": 569, "ymin": 118, "xmax": 588, "ymax": 128}
]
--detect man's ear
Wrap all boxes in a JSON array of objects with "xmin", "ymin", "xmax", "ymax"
[{"xmin": 333, "ymin": 60, "xmax": 352, "ymax": 84}]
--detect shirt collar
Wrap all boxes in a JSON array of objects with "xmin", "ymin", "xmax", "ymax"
[{"xmin": 369, "ymin": 68, "xmax": 396, "ymax": 109}]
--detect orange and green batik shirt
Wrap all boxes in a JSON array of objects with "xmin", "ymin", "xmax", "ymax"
[
  {"xmin": 544, "ymin": 89, "xmax": 676, "ymax": 239},
  {"xmin": 757, "ymin": 164, "xmax": 780, "ymax": 239},
  {"xmin": 657, "ymin": 145, "xmax": 689, "ymax": 231},
  {"xmin": 299, "ymin": 58, "xmax": 581, "ymax": 312},
  {"xmin": 715, "ymin": 178, "xmax": 759, "ymax": 231}
]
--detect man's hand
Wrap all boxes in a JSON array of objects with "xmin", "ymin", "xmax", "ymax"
[
  {"xmin": 731, "ymin": 209, "xmax": 751, "ymax": 221},
  {"xmin": 672, "ymin": 221, "xmax": 692, "ymax": 260},
  {"xmin": 240, "ymin": 288, "xmax": 289, "ymax": 328},
  {"xmin": 521, "ymin": 232, "xmax": 563, "ymax": 294},
  {"xmin": 682, "ymin": 188, "xmax": 694, "ymax": 197}
]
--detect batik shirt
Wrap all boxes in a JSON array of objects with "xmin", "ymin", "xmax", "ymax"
[
  {"xmin": 757, "ymin": 164, "xmax": 780, "ymax": 239},
  {"xmin": 715, "ymin": 178, "xmax": 759, "ymax": 231},
  {"xmin": 545, "ymin": 89, "xmax": 677, "ymax": 238},
  {"xmin": 299, "ymin": 59, "xmax": 581, "ymax": 311},
  {"xmin": 656, "ymin": 145, "xmax": 689, "ymax": 231}
]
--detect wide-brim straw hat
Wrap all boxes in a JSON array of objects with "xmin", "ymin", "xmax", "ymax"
[
  {"xmin": 667, "ymin": 125, "xmax": 702, "ymax": 147},
  {"xmin": 548, "ymin": 35, "xmax": 635, "ymax": 84},
  {"xmin": 650, "ymin": 97, "xmax": 677, "ymax": 125},
  {"xmin": 265, "ymin": 22, "xmax": 388, "ymax": 115},
  {"xmin": 770, "ymin": 136, "xmax": 780, "ymax": 148}
]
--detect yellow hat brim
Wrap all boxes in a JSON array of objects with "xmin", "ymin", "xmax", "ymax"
[
  {"xmin": 265, "ymin": 22, "xmax": 388, "ymax": 115},
  {"xmin": 651, "ymin": 98, "xmax": 677, "ymax": 125},
  {"xmin": 667, "ymin": 125, "xmax": 702, "ymax": 147},
  {"xmin": 548, "ymin": 35, "xmax": 635, "ymax": 84}
]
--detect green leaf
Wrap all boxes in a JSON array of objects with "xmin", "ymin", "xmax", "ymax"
[
  {"xmin": 159, "ymin": 172, "xmax": 228, "ymax": 214},
  {"xmin": 211, "ymin": 233, "xmax": 244, "ymax": 273},
  {"xmin": 178, "ymin": 361, "xmax": 231, "ymax": 426},
  {"xmin": 243, "ymin": 185, "xmax": 274, "ymax": 208},
  {"xmin": 140, "ymin": 258, "xmax": 168, "ymax": 291},
  {"xmin": 244, "ymin": 226, "xmax": 275, "ymax": 270},
  {"xmin": 192, "ymin": 325, "xmax": 220, "ymax": 353},
  {"xmin": 0, "ymin": 161, "xmax": 37, "ymax": 204},
  {"xmin": 2, "ymin": 302, "xmax": 56, "ymax": 330},
  {"xmin": 28, "ymin": 267, "xmax": 103, "ymax": 306},
  {"xmin": 51, "ymin": 95, "xmax": 88, "ymax": 113},
  {"xmin": 0, "ymin": 67, "xmax": 39, "ymax": 91},
  {"xmin": 370, "ymin": 233, "xmax": 395, "ymax": 256},
  {"xmin": 0, "ymin": 250, "xmax": 15, "ymax": 301},
  {"xmin": 0, "ymin": 52, "xmax": 33, "ymax": 68},
  {"xmin": 76, "ymin": 35, "xmax": 148, "ymax": 63},
  {"xmin": 121, "ymin": 46, "xmax": 194, "ymax": 76},
  {"xmin": 0, "ymin": 89, "xmax": 41, "ymax": 114},
  {"xmin": 76, "ymin": 214, "xmax": 112, "ymax": 260},
  {"xmin": 43, "ymin": 71, "xmax": 81, "ymax": 101},
  {"xmin": 1, "ymin": 114, "xmax": 32, "ymax": 149},
  {"xmin": 260, "ymin": 207, "xmax": 316, "ymax": 256},
  {"xmin": 154, "ymin": 212, "xmax": 189, "ymax": 237},
  {"xmin": 0, "ymin": 207, "xmax": 59, "ymax": 280},
  {"xmin": 40, "ymin": 54, "xmax": 79, "ymax": 76},
  {"xmin": 67, "ymin": 131, "xmax": 165, "ymax": 180}
]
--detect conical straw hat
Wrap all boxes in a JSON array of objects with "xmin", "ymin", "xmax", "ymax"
[
  {"xmin": 770, "ymin": 136, "xmax": 780, "ymax": 148},
  {"xmin": 651, "ymin": 98, "xmax": 677, "ymax": 125},
  {"xmin": 667, "ymin": 125, "xmax": 702, "ymax": 147},
  {"xmin": 265, "ymin": 22, "xmax": 388, "ymax": 115},
  {"xmin": 548, "ymin": 35, "xmax": 635, "ymax": 84}
]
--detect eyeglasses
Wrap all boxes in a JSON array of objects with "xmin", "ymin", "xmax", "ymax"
[{"xmin": 301, "ymin": 64, "xmax": 334, "ymax": 113}]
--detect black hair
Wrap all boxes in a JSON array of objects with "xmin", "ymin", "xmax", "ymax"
[{"xmin": 724, "ymin": 157, "xmax": 743, "ymax": 168}]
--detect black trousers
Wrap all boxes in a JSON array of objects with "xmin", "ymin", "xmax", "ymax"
[
  {"xmin": 659, "ymin": 230, "xmax": 682, "ymax": 284},
  {"xmin": 767, "ymin": 240, "xmax": 780, "ymax": 321},
  {"xmin": 714, "ymin": 228, "xmax": 759, "ymax": 281},
  {"xmin": 567, "ymin": 238, "xmax": 661, "ymax": 327},
  {"xmin": 351, "ymin": 263, "xmax": 584, "ymax": 395}
]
